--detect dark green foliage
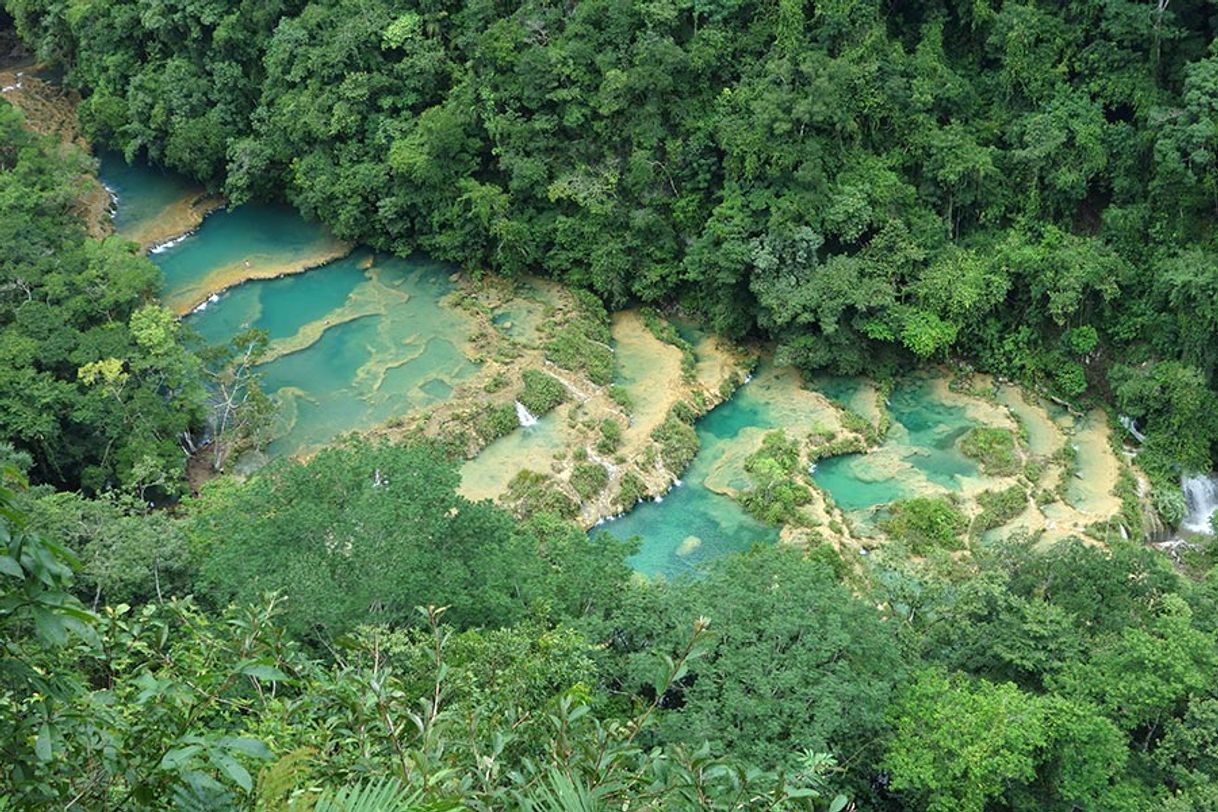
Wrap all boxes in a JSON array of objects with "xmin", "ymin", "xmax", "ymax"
[
  {"xmin": 739, "ymin": 431, "xmax": 812, "ymax": 525},
  {"xmin": 880, "ymin": 497, "xmax": 968, "ymax": 554},
  {"xmin": 959, "ymin": 427, "xmax": 1020, "ymax": 476},
  {"xmin": 518, "ymin": 369, "xmax": 567, "ymax": 416},
  {"xmin": 14, "ymin": 0, "xmax": 1218, "ymax": 807},
  {"xmin": 0, "ymin": 106, "xmax": 207, "ymax": 494},
  {"xmin": 569, "ymin": 462, "xmax": 608, "ymax": 501},
  {"xmin": 639, "ymin": 547, "xmax": 905, "ymax": 772},
  {"xmin": 26, "ymin": 490, "xmax": 194, "ymax": 606},
  {"xmin": 10, "ymin": 0, "xmax": 1218, "ymax": 474},
  {"xmin": 192, "ymin": 442, "xmax": 621, "ymax": 638},
  {"xmin": 650, "ymin": 407, "xmax": 699, "ymax": 473}
]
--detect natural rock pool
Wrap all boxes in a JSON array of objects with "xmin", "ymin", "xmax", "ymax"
[{"xmin": 102, "ymin": 155, "xmax": 1134, "ymax": 575}]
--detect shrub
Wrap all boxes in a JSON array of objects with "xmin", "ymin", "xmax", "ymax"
[
  {"xmin": 570, "ymin": 463, "xmax": 609, "ymax": 500},
  {"xmin": 597, "ymin": 419, "xmax": 623, "ymax": 454},
  {"xmin": 607, "ymin": 384, "xmax": 634, "ymax": 413},
  {"xmin": 972, "ymin": 485, "xmax": 1028, "ymax": 534},
  {"xmin": 739, "ymin": 432, "xmax": 812, "ymax": 525},
  {"xmin": 959, "ymin": 427, "xmax": 1020, "ymax": 476},
  {"xmin": 504, "ymin": 470, "xmax": 578, "ymax": 519},
  {"xmin": 475, "ymin": 403, "xmax": 519, "ymax": 443},
  {"xmin": 519, "ymin": 369, "xmax": 567, "ymax": 415},
  {"xmin": 544, "ymin": 291, "xmax": 614, "ymax": 384},
  {"xmin": 880, "ymin": 497, "xmax": 967, "ymax": 554},
  {"xmin": 616, "ymin": 471, "xmax": 648, "ymax": 508},
  {"xmin": 651, "ymin": 408, "xmax": 699, "ymax": 472}
]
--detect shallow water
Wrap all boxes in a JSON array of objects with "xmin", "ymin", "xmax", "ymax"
[
  {"xmin": 459, "ymin": 409, "xmax": 576, "ymax": 503},
  {"xmin": 597, "ymin": 390, "xmax": 780, "ymax": 579},
  {"xmin": 99, "ymin": 151, "xmax": 202, "ymax": 245},
  {"xmin": 598, "ymin": 369, "xmax": 995, "ymax": 575},
  {"xmin": 813, "ymin": 375, "xmax": 980, "ymax": 512},
  {"xmin": 195, "ymin": 252, "xmax": 478, "ymax": 457},
  {"xmin": 153, "ymin": 203, "xmax": 348, "ymax": 313}
]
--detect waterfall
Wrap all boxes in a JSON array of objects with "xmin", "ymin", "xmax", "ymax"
[
  {"xmin": 514, "ymin": 401, "xmax": 539, "ymax": 428},
  {"xmin": 1181, "ymin": 474, "xmax": 1218, "ymax": 534},
  {"xmin": 1118, "ymin": 414, "xmax": 1147, "ymax": 443}
]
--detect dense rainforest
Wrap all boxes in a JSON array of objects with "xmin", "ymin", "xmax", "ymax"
[
  {"xmin": 7, "ymin": 0, "xmax": 1218, "ymax": 481},
  {"xmin": 5, "ymin": 0, "xmax": 1218, "ymax": 809}
]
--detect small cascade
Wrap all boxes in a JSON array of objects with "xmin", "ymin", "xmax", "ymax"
[
  {"xmin": 1118, "ymin": 414, "xmax": 1147, "ymax": 443},
  {"xmin": 1181, "ymin": 474, "xmax": 1218, "ymax": 534},
  {"xmin": 514, "ymin": 401, "xmax": 539, "ymax": 428}
]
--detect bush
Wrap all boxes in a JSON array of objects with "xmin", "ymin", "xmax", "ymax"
[
  {"xmin": 570, "ymin": 463, "xmax": 609, "ymax": 500},
  {"xmin": 739, "ymin": 432, "xmax": 812, "ymax": 525},
  {"xmin": 475, "ymin": 403, "xmax": 520, "ymax": 443},
  {"xmin": 597, "ymin": 419, "xmax": 623, "ymax": 454},
  {"xmin": 880, "ymin": 497, "xmax": 967, "ymax": 553},
  {"xmin": 959, "ymin": 427, "xmax": 1020, "ymax": 476},
  {"xmin": 483, "ymin": 372, "xmax": 508, "ymax": 393},
  {"xmin": 519, "ymin": 370, "xmax": 567, "ymax": 415},
  {"xmin": 504, "ymin": 470, "xmax": 578, "ymax": 519},
  {"xmin": 544, "ymin": 292, "xmax": 614, "ymax": 384},
  {"xmin": 972, "ymin": 485, "xmax": 1028, "ymax": 534},
  {"xmin": 616, "ymin": 471, "xmax": 648, "ymax": 508},
  {"xmin": 651, "ymin": 408, "xmax": 699, "ymax": 472},
  {"xmin": 607, "ymin": 384, "xmax": 634, "ymax": 413}
]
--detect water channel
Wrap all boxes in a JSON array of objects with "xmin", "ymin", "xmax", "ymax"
[{"xmin": 101, "ymin": 155, "xmax": 1136, "ymax": 579}]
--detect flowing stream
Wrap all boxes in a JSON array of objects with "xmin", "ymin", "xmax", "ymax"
[{"xmin": 103, "ymin": 155, "xmax": 1132, "ymax": 575}]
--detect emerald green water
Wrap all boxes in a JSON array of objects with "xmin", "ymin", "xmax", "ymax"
[
  {"xmin": 598, "ymin": 380, "xmax": 782, "ymax": 580},
  {"xmin": 814, "ymin": 376, "xmax": 979, "ymax": 511},
  {"xmin": 102, "ymin": 156, "xmax": 478, "ymax": 458},
  {"xmin": 193, "ymin": 251, "xmax": 478, "ymax": 457},
  {"xmin": 189, "ymin": 257, "xmax": 366, "ymax": 344},
  {"xmin": 98, "ymin": 151, "xmax": 199, "ymax": 241},
  {"xmin": 602, "ymin": 372, "xmax": 985, "ymax": 576},
  {"xmin": 152, "ymin": 203, "xmax": 347, "ymax": 313}
]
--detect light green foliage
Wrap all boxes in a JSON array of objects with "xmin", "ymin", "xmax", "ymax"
[
  {"xmin": 503, "ymin": 469, "xmax": 579, "ymax": 520},
  {"xmin": 739, "ymin": 431, "xmax": 812, "ymax": 525},
  {"xmin": 972, "ymin": 485, "xmax": 1029, "ymax": 534},
  {"xmin": 959, "ymin": 427, "xmax": 1020, "ymax": 476},
  {"xmin": 1111, "ymin": 361, "xmax": 1218, "ymax": 478},
  {"xmin": 27, "ymin": 490, "xmax": 194, "ymax": 605},
  {"xmin": 647, "ymin": 547, "xmax": 904, "ymax": 772},
  {"xmin": 1049, "ymin": 594, "xmax": 1218, "ymax": 733},
  {"xmin": 606, "ymin": 383, "xmax": 633, "ymax": 414},
  {"xmin": 615, "ymin": 470, "xmax": 648, "ymax": 509},
  {"xmin": 518, "ymin": 369, "xmax": 567, "ymax": 415},
  {"xmin": 569, "ymin": 462, "xmax": 608, "ymax": 501},
  {"xmin": 885, "ymin": 670, "xmax": 1049, "ymax": 812},
  {"xmin": 543, "ymin": 293, "xmax": 614, "ymax": 385},
  {"xmin": 880, "ymin": 497, "xmax": 968, "ymax": 554}
]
